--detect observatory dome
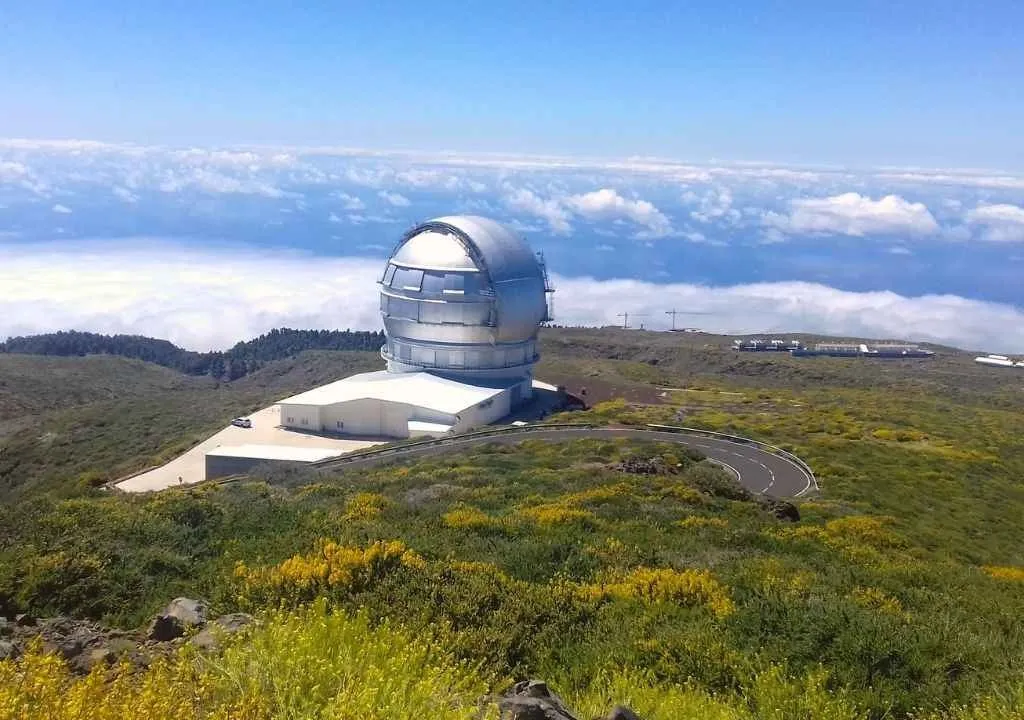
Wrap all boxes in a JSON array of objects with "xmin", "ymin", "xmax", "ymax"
[{"xmin": 379, "ymin": 215, "xmax": 552, "ymax": 384}]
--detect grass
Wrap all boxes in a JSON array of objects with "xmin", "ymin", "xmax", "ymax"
[
  {"xmin": 0, "ymin": 350, "xmax": 383, "ymax": 499},
  {"xmin": 0, "ymin": 327, "xmax": 1023, "ymax": 718}
]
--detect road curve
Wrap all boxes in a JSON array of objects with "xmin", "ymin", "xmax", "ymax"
[{"xmin": 316, "ymin": 426, "xmax": 814, "ymax": 498}]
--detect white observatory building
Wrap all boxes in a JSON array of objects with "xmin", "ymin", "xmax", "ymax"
[{"xmin": 276, "ymin": 216, "xmax": 553, "ymax": 439}]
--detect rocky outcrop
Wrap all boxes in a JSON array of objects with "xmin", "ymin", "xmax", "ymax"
[
  {"xmin": 758, "ymin": 497, "xmax": 801, "ymax": 522},
  {"xmin": 1, "ymin": 598, "xmax": 252, "ymax": 674},
  {"xmin": 147, "ymin": 597, "xmax": 209, "ymax": 641},
  {"xmin": 497, "ymin": 680, "xmax": 643, "ymax": 720},
  {"xmin": 189, "ymin": 613, "xmax": 253, "ymax": 651},
  {"xmin": 612, "ymin": 456, "xmax": 679, "ymax": 476}
]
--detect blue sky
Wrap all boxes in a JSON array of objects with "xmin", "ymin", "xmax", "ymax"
[
  {"xmin": 2, "ymin": 3, "xmax": 1024, "ymax": 352},
  {"xmin": 2, "ymin": 1, "xmax": 1023, "ymax": 168}
]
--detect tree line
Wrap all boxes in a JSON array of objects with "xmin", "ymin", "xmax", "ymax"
[{"xmin": 0, "ymin": 328, "xmax": 385, "ymax": 381}]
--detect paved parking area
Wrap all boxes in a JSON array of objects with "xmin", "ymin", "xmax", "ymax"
[{"xmin": 115, "ymin": 405, "xmax": 381, "ymax": 492}]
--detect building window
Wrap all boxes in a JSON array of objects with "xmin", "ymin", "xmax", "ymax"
[
  {"xmin": 387, "ymin": 297, "xmax": 418, "ymax": 320},
  {"xmin": 336, "ymin": 421, "xmax": 344, "ymax": 429},
  {"xmin": 383, "ymin": 264, "xmax": 397, "ymax": 285},
  {"xmin": 301, "ymin": 418, "xmax": 308, "ymax": 426},
  {"xmin": 392, "ymin": 267, "xmax": 423, "ymax": 291},
  {"xmin": 421, "ymin": 271, "xmax": 445, "ymax": 294},
  {"xmin": 443, "ymin": 273, "xmax": 465, "ymax": 293},
  {"xmin": 286, "ymin": 416, "xmax": 294, "ymax": 423}
]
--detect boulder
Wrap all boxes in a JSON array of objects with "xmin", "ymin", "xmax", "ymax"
[
  {"xmin": 759, "ymin": 498, "xmax": 800, "ymax": 522},
  {"xmin": 14, "ymin": 613, "xmax": 36, "ymax": 627},
  {"xmin": 163, "ymin": 598, "xmax": 209, "ymax": 628},
  {"xmin": 498, "ymin": 680, "xmax": 578, "ymax": 720},
  {"xmin": 0, "ymin": 639, "xmax": 16, "ymax": 660},
  {"xmin": 189, "ymin": 613, "xmax": 253, "ymax": 651},
  {"xmin": 147, "ymin": 615, "xmax": 184, "ymax": 642},
  {"xmin": 496, "ymin": 680, "xmax": 644, "ymax": 720},
  {"xmin": 148, "ymin": 598, "xmax": 208, "ymax": 641}
]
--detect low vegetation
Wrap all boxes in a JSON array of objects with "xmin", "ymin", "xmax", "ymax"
[{"xmin": 0, "ymin": 327, "xmax": 1022, "ymax": 718}]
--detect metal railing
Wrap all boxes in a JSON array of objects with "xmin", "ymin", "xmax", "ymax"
[
  {"xmin": 314, "ymin": 422, "xmax": 595, "ymax": 469},
  {"xmin": 313, "ymin": 421, "xmax": 816, "ymax": 493}
]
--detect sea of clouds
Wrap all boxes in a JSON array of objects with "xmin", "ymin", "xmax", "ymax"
[{"xmin": 2, "ymin": 140, "xmax": 1023, "ymax": 352}]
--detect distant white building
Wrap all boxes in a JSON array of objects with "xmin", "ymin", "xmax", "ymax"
[{"xmin": 277, "ymin": 215, "xmax": 553, "ymax": 439}]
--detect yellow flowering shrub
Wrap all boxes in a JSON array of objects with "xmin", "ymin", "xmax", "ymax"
[
  {"xmin": 824, "ymin": 516, "xmax": 902, "ymax": 549},
  {"xmin": 850, "ymin": 586, "xmax": 904, "ymax": 615},
  {"xmin": 517, "ymin": 503, "xmax": 596, "ymax": 527},
  {"xmin": 678, "ymin": 516, "xmax": 728, "ymax": 530},
  {"xmin": 449, "ymin": 560, "xmax": 511, "ymax": 584},
  {"xmin": 342, "ymin": 492, "xmax": 391, "ymax": 521},
  {"xmin": 442, "ymin": 504, "xmax": 502, "ymax": 531},
  {"xmin": 767, "ymin": 514, "xmax": 904, "ymax": 563},
  {"xmin": 234, "ymin": 539, "xmax": 426, "ymax": 604},
  {"xmin": 560, "ymin": 482, "xmax": 633, "ymax": 507},
  {"xmin": 580, "ymin": 567, "xmax": 736, "ymax": 618},
  {"xmin": 750, "ymin": 558, "xmax": 815, "ymax": 599},
  {"xmin": 982, "ymin": 565, "xmax": 1024, "ymax": 582},
  {"xmin": 659, "ymin": 485, "xmax": 704, "ymax": 504},
  {"xmin": 0, "ymin": 604, "xmax": 497, "ymax": 720}
]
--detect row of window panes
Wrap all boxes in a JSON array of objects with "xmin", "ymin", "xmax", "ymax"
[
  {"xmin": 381, "ymin": 295, "xmax": 491, "ymax": 325},
  {"xmin": 389, "ymin": 340, "xmax": 535, "ymax": 368},
  {"xmin": 384, "ymin": 264, "xmax": 482, "ymax": 295}
]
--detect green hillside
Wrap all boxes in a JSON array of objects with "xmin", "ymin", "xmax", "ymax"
[{"xmin": 0, "ymin": 328, "xmax": 1022, "ymax": 719}]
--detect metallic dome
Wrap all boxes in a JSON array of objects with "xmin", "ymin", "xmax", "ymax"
[{"xmin": 379, "ymin": 215, "xmax": 552, "ymax": 384}]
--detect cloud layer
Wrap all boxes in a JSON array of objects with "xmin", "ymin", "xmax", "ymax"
[
  {"xmin": 1, "ymin": 241, "xmax": 1021, "ymax": 353},
  {"xmin": 765, "ymin": 193, "xmax": 939, "ymax": 237}
]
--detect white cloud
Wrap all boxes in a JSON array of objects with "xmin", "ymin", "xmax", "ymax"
[
  {"xmin": 157, "ymin": 168, "xmax": 291, "ymax": 198},
  {"xmin": 347, "ymin": 213, "xmax": 400, "ymax": 225},
  {"xmin": 564, "ymin": 188, "xmax": 672, "ymax": 237},
  {"xmin": 331, "ymin": 192, "xmax": 365, "ymax": 210},
  {"xmin": 965, "ymin": 204, "xmax": 1024, "ymax": 243},
  {"xmin": 112, "ymin": 186, "xmax": 138, "ymax": 203},
  {"xmin": 688, "ymin": 187, "xmax": 741, "ymax": 225},
  {"xmin": 875, "ymin": 171, "xmax": 1024, "ymax": 191},
  {"xmin": 1, "ymin": 241, "xmax": 1022, "ymax": 353},
  {"xmin": 503, "ymin": 187, "xmax": 572, "ymax": 234},
  {"xmin": 552, "ymin": 276, "xmax": 1024, "ymax": 352},
  {"xmin": 887, "ymin": 246, "xmax": 913, "ymax": 255},
  {"xmin": 765, "ymin": 193, "xmax": 939, "ymax": 237},
  {"xmin": 377, "ymin": 190, "xmax": 411, "ymax": 207},
  {"xmin": 51, "ymin": 203, "xmax": 72, "ymax": 214}
]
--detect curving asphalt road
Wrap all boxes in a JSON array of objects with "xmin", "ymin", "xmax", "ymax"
[{"xmin": 316, "ymin": 426, "xmax": 814, "ymax": 498}]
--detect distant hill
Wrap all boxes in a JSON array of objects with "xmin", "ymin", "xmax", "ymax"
[{"xmin": 0, "ymin": 328, "xmax": 385, "ymax": 381}]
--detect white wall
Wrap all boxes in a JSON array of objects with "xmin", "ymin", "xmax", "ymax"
[
  {"xmin": 320, "ymin": 398, "xmax": 384, "ymax": 437},
  {"xmin": 452, "ymin": 388, "xmax": 510, "ymax": 433},
  {"xmin": 279, "ymin": 403, "xmax": 320, "ymax": 431}
]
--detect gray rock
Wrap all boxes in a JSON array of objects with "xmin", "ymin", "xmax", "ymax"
[
  {"xmin": 148, "ymin": 597, "xmax": 209, "ymax": 641},
  {"xmin": 163, "ymin": 598, "xmax": 208, "ymax": 628},
  {"xmin": 498, "ymin": 680, "xmax": 578, "ymax": 720},
  {"xmin": 0, "ymin": 639, "xmax": 16, "ymax": 660},
  {"xmin": 189, "ymin": 613, "xmax": 253, "ymax": 651},
  {"xmin": 147, "ymin": 615, "xmax": 184, "ymax": 641},
  {"xmin": 758, "ymin": 497, "xmax": 801, "ymax": 522},
  {"xmin": 14, "ymin": 613, "xmax": 36, "ymax": 627},
  {"xmin": 606, "ymin": 707, "xmax": 642, "ymax": 720}
]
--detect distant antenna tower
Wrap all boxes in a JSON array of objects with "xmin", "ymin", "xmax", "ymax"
[
  {"xmin": 665, "ymin": 308, "xmax": 714, "ymax": 331},
  {"xmin": 617, "ymin": 312, "xmax": 648, "ymax": 329}
]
